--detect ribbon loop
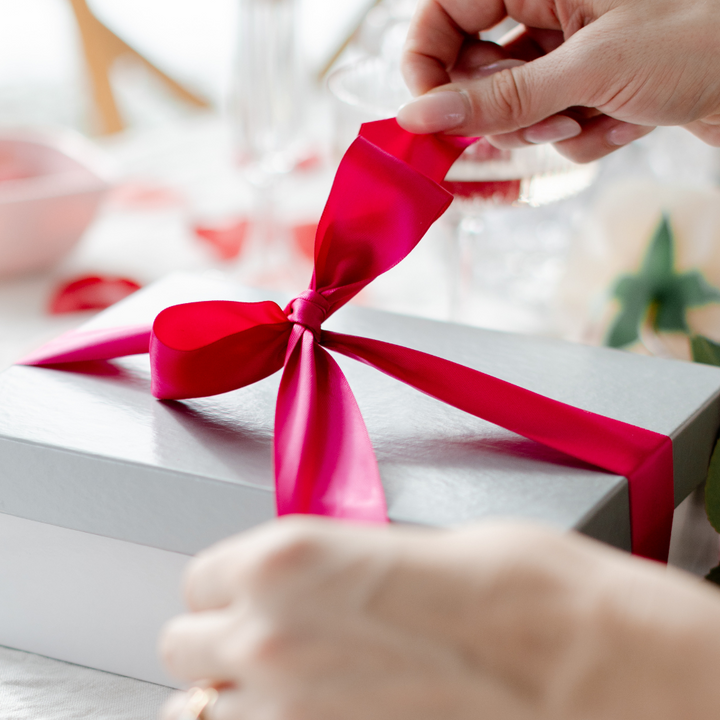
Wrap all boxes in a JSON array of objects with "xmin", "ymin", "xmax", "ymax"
[{"xmin": 285, "ymin": 290, "xmax": 330, "ymax": 340}]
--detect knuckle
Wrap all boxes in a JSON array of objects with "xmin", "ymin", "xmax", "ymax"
[
  {"xmin": 251, "ymin": 520, "xmax": 326, "ymax": 584},
  {"xmin": 484, "ymin": 69, "xmax": 529, "ymax": 129},
  {"xmin": 219, "ymin": 617, "xmax": 294, "ymax": 670},
  {"xmin": 247, "ymin": 624, "xmax": 292, "ymax": 665}
]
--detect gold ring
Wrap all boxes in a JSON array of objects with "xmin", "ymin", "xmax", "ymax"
[{"xmin": 178, "ymin": 687, "xmax": 219, "ymax": 720}]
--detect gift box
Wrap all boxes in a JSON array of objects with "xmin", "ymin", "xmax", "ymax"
[{"xmin": 2, "ymin": 271, "xmax": 720, "ymax": 686}]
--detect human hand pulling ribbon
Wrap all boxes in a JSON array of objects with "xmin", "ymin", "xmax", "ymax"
[{"xmin": 20, "ymin": 119, "xmax": 674, "ymax": 561}]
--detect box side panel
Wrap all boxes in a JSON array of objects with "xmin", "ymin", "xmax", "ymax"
[
  {"xmin": 0, "ymin": 437, "xmax": 276, "ymax": 555},
  {"xmin": 573, "ymin": 479, "xmax": 631, "ymax": 552},
  {"xmin": 671, "ymin": 395, "xmax": 720, "ymax": 504},
  {"xmin": 0, "ymin": 512, "xmax": 186, "ymax": 687}
]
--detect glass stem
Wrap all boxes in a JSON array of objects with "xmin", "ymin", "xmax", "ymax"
[{"xmin": 446, "ymin": 209, "xmax": 485, "ymax": 322}]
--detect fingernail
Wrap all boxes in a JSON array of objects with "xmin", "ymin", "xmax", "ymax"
[
  {"xmin": 523, "ymin": 116, "xmax": 582, "ymax": 144},
  {"xmin": 397, "ymin": 91, "xmax": 467, "ymax": 133},
  {"xmin": 473, "ymin": 58, "xmax": 526, "ymax": 77},
  {"xmin": 607, "ymin": 123, "xmax": 644, "ymax": 146}
]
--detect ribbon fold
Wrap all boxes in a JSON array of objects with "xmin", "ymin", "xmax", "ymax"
[{"xmin": 21, "ymin": 120, "xmax": 674, "ymax": 561}]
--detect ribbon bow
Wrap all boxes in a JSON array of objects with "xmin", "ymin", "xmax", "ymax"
[{"xmin": 22, "ymin": 120, "xmax": 674, "ymax": 561}]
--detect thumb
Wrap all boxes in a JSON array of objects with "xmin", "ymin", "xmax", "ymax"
[{"xmin": 397, "ymin": 45, "xmax": 597, "ymax": 136}]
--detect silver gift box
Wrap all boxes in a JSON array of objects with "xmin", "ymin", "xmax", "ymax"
[{"xmin": 1, "ymin": 272, "xmax": 720, "ymax": 685}]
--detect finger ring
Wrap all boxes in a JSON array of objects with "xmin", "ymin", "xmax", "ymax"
[{"xmin": 178, "ymin": 687, "xmax": 219, "ymax": 720}]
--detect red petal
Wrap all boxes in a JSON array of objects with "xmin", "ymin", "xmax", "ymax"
[
  {"xmin": 49, "ymin": 275, "xmax": 142, "ymax": 314},
  {"xmin": 194, "ymin": 219, "xmax": 249, "ymax": 260},
  {"xmin": 292, "ymin": 222, "xmax": 318, "ymax": 260},
  {"xmin": 295, "ymin": 151, "xmax": 323, "ymax": 172}
]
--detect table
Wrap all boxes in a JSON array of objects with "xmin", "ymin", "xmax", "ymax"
[{"xmin": 0, "ymin": 646, "xmax": 172, "ymax": 720}]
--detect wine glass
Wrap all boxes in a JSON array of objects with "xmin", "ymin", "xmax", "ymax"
[
  {"xmin": 229, "ymin": 0, "xmax": 306, "ymax": 280},
  {"xmin": 440, "ymin": 137, "xmax": 598, "ymax": 330},
  {"xmin": 327, "ymin": 55, "xmax": 598, "ymax": 332}
]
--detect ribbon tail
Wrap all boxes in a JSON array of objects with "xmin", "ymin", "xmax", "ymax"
[
  {"xmin": 274, "ymin": 326, "xmax": 387, "ymax": 522},
  {"xmin": 18, "ymin": 324, "xmax": 152, "ymax": 365},
  {"xmin": 323, "ymin": 331, "xmax": 673, "ymax": 561}
]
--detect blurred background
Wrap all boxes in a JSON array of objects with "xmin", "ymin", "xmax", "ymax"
[{"xmin": 1, "ymin": 0, "xmax": 720, "ymax": 370}]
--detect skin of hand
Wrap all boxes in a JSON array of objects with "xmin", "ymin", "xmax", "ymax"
[
  {"xmin": 159, "ymin": 517, "xmax": 720, "ymax": 720},
  {"xmin": 397, "ymin": 0, "xmax": 720, "ymax": 162}
]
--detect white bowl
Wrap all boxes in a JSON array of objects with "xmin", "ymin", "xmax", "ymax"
[{"xmin": 0, "ymin": 129, "xmax": 112, "ymax": 278}]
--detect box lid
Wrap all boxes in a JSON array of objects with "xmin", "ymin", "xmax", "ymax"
[{"xmin": 1, "ymin": 273, "xmax": 719, "ymax": 554}]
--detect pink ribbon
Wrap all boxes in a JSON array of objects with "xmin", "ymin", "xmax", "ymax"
[{"xmin": 20, "ymin": 120, "xmax": 674, "ymax": 561}]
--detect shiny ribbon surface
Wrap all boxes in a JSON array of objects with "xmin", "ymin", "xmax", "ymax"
[{"xmin": 21, "ymin": 120, "xmax": 674, "ymax": 561}]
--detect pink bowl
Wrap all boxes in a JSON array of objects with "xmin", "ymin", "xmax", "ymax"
[{"xmin": 0, "ymin": 130, "xmax": 111, "ymax": 278}]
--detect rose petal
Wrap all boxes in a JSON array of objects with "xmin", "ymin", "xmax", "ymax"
[
  {"xmin": 194, "ymin": 219, "xmax": 250, "ymax": 260},
  {"xmin": 49, "ymin": 275, "xmax": 143, "ymax": 314},
  {"xmin": 292, "ymin": 222, "xmax": 318, "ymax": 260}
]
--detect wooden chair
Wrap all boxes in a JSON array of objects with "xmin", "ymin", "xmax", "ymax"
[{"xmin": 68, "ymin": 0, "xmax": 210, "ymax": 134}]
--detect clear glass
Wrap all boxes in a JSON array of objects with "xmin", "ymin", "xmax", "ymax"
[
  {"xmin": 327, "ymin": 55, "xmax": 598, "ymax": 332},
  {"xmin": 230, "ymin": 0, "xmax": 305, "ymax": 281},
  {"xmin": 232, "ymin": 0, "xmax": 302, "ymax": 175}
]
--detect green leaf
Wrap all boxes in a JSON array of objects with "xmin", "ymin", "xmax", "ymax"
[
  {"xmin": 676, "ymin": 271, "xmax": 720, "ymax": 306},
  {"xmin": 641, "ymin": 215, "xmax": 674, "ymax": 280},
  {"xmin": 654, "ymin": 288, "xmax": 690, "ymax": 333},
  {"xmin": 606, "ymin": 309, "xmax": 643, "ymax": 348},
  {"xmin": 691, "ymin": 335, "xmax": 720, "ymax": 366},
  {"xmin": 606, "ymin": 278, "xmax": 650, "ymax": 347},
  {"xmin": 605, "ymin": 214, "xmax": 720, "ymax": 348},
  {"xmin": 613, "ymin": 276, "xmax": 649, "ymax": 304},
  {"xmin": 706, "ymin": 564, "xmax": 720, "ymax": 587},
  {"xmin": 705, "ymin": 437, "xmax": 720, "ymax": 533}
]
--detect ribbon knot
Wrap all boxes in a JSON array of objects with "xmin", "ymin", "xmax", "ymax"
[{"xmin": 285, "ymin": 289, "xmax": 329, "ymax": 340}]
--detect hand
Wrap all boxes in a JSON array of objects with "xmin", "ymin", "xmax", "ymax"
[
  {"xmin": 397, "ymin": 0, "xmax": 720, "ymax": 162},
  {"xmin": 159, "ymin": 517, "xmax": 720, "ymax": 720}
]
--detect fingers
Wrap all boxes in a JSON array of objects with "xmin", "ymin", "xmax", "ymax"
[
  {"xmin": 160, "ymin": 691, "xmax": 190, "ymax": 720},
  {"xmin": 398, "ymin": 36, "xmax": 603, "ymax": 137},
  {"xmin": 402, "ymin": 0, "xmax": 569, "ymax": 96},
  {"xmin": 202, "ymin": 688, "xmax": 252, "ymax": 720},
  {"xmin": 486, "ymin": 114, "xmax": 655, "ymax": 162},
  {"xmin": 160, "ymin": 609, "xmax": 242, "ymax": 682},
  {"xmin": 685, "ymin": 117, "xmax": 720, "ymax": 147},
  {"xmin": 184, "ymin": 516, "xmax": 355, "ymax": 612},
  {"xmin": 161, "ymin": 688, "xmax": 247, "ymax": 720},
  {"xmin": 448, "ymin": 39, "xmax": 512, "ymax": 83},
  {"xmin": 182, "ymin": 534, "xmax": 252, "ymax": 612},
  {"xmin": 402, "ymin": 1, "xmax": 471, "ymax": 95},
  {"xmin": 402, "ymin": 0, "xmax": 510, "ymax": 95},
  {"xmin": 553, "ymin": 117, "xmax": 655, "ymax": 163},
  {"xmin": 500, "ymin": 25, "xmax": 565, "ymax": 60},
  {"xmin": 486, "ymin": 114, "xmax": 583, "ymax": 148}
]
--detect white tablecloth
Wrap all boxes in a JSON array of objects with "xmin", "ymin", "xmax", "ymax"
[{"xmin": 0, "ymin": 646, "xmax": 172, "ymax": 720}]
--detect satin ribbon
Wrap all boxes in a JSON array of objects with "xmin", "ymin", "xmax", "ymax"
[{"xmin": 20, "ymin": 119, "xmax": 674, "ymax": 561}]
